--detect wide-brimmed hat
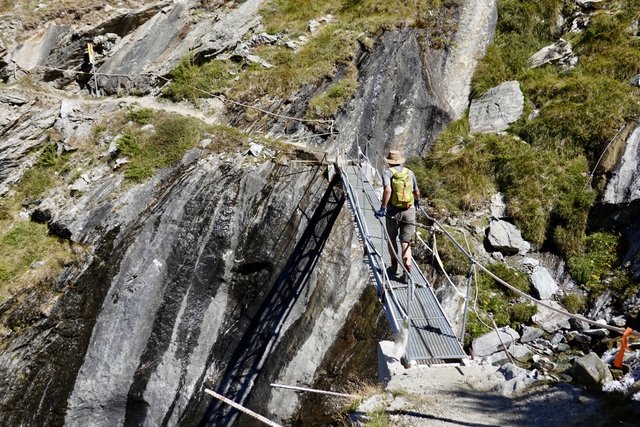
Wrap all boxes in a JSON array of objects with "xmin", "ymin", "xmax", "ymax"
[{"xmin": 385, "ymin": 150, "xmax": 405, "ymax": 166}]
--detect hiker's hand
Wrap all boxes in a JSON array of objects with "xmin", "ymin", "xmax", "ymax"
[
  {"xmin": 414, "ymin": 199, "xmax": 421, "ymax": 210},
  {"xmin": 374, "ymin": 207, "xmax": 387, "ymax": 218}
]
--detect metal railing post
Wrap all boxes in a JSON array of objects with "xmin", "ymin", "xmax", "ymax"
[{"xmin": 460, "ymin": 263, "xmax": 474, "ymax": 343}]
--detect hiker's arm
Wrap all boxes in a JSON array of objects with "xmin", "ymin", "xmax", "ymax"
[{"xmin": 382, "ymin": 185, "xmax": 392, "ymax": 208}]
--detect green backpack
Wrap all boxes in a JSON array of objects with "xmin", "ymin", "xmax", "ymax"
[{"xmin": 390, "ymin": 167, "xmax": 414, "ymax": 208}]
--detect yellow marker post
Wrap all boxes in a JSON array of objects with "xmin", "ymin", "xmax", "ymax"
[{"xmin": 87, "ymin": 43, "xmax": 95, "ymax": 65}]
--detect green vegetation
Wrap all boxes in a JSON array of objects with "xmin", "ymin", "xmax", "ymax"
[
  {"xmin": 561, "ymin": 292, "xmax": 587, "ymax": 314},
  {"xmin": 567, "ymin": 232, "xmax": 637, "ymax": 301},
  {"xmin": 106, "ymin": 108, "xmax": 256, "ymax": 181},
  {"xmin": 0, "ymin": 219, "xmax": 73, "ymax": 304},
  {"xmin": 162, "ymin": 56, "xmax": 244, "ymax": 103},
  {"xmin": 419, "ymin": 0, "xmax": 640, "ymax": 262},
  {"xmin": 165, "ymin": 0, "xmax": 444, "ymax": 118},
  {"xmin": 305, "ymin": 63, "xmax": 358, "ymax": 121},
  {"xmin": 18, "ymin": 141, "xmax": 70, "ymax": 200},
  {"xmin": 465, "ymin": 264, "xmax": 536, "ymax": 345},
  {"xmin": 437, "ymin": 0, "xmax": 640, "ymax": 331},
  {"xmin": 410, "ymin": 129, "xmax": 594, "ymax": 252}
]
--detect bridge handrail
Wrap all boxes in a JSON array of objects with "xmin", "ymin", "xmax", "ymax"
[{"xmin": 339, "ymin": 157, "xmax": 409, "ymax": 331}]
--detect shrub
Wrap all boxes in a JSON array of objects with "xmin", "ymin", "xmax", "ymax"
[
  {"xmin": 510, "ymin": 302, "xmax": 537, "ymax": 325},
  {"xmin": 18, "ymin": 143, "xmax": 69, "ymax": 200},
  {"xmin": 163, "ymin": 56, "xmax": 242, "ymax": 103},
  {"xmin": 305, "ymin": 63, "xmax": 358, "ymax": 121},
  {"xmin": 464, "ymin": 263, "xmax": 536, "ymax": 345},
  {"xmin": 0, "ymin": 220, "xmax": 72, "ymax": 303},
  {"xmin": 567, "ymin": 232, "xmax": 619, "ymax": 289},
  {"xmin": 561, "ymin": 293, "xmax": 586, "ymax": 314}
]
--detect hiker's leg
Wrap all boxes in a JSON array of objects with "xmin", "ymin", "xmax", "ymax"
[
  {"xmin": 385, "ymin": 214, "xmax": 399, "ymax": 268},
  {"xmin": 400, "ymin": 240, "xmax": 412, "ymax": 269},
  {"xmin": 399, "ymin": 209, "xmax": 416, "ymax": 272}
]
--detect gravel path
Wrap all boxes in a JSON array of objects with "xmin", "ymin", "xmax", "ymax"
[{"xmin": 362, "ymin": 363, "xmax": 624, "ymax": 427}]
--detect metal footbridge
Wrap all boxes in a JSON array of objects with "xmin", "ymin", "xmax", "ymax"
[{"xmin": 339, "ymin": 159, "xmax": 467, "ymax": 365}]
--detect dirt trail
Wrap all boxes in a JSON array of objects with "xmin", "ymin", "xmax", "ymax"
[{"xmin": 372, "ymin": 363, "xmax": 627, "ymax": 427}]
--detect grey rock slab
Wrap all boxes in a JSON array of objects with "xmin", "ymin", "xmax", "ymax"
[
  {"xmin": 521, "ymin": 257, "xmax": 540, "ymax": 271},
  {"xmin": 487, "ymin": 344, "xmax": 531, "ymax": 365},
  {"xmin": 571, "ymin": 352, "xmax": 613, "ymax": 390},
  {"xmin": 487, "ymin": 219, "xmax": 531, "ymax": 254},
  {"xmin": 528, "ymin": 39, "xmax": 573, "ymax": 68},
  {"xmin": 0, "ymin": 93, "xmax": 27, "ymax": 105},
  {"xmin": 520, "ymin": 325, "xmax": 544, "ymax": 343},
  {"xmin": 532, "ymin": 300, "xmax": 571, "ymax": 332},
  {"xmin": 9, "ymin": 24, "xmax": 70, "ymax": 71},
  {"xmin": 469, "ymin": 80, "xmax": 524, "ymax": 134},
  {"xmin": 472, "ymin": 326, "xmax": 520, "ymax": 357},
  {"xmin": 603, "ymin": 124, "xmax": 640, "ymax": 204},
  {"xmin": 530, "ymin": 266, "xmax": 559, "ymax": 299}
]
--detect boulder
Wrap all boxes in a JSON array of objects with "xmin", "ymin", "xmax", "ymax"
[
  {"xmin": 566, "ymin": 330, "xmax": 591, "ymax": 345},
  {"xmin": 631, "ymin": 74, "xmax": 640, "ymax": 87},
  {"xmin": 487, "ymin": 220, "xmax": 531, "ymax": 254},
  {"xmin": 520, "ymin": 257, "xmax": 540, "ymax": 271},
  {"xmin": 532, "ymin": 301, "xmax": 571, "ymax": 332},
  {"xmin": 499, "ymin": 363, "xmax": 538, "ymax": 396},
  {"xmin": 472, "ymin": 326, "xmax": 520, "ymax": 357},
  {"xmin": 530, "ymin": 267, "xmax": 559, "ymax": 299},
  {"xmin": 488, "ymin": 344, "xmax": 531, "ymax": 365},
  {"xmin": 528, "ymin": 39, "xmax": 573, "ymax": 68},
  {"xmin": 520, "ymin": 325, "xmax": 544, "ymax": 343},
  {"xmin": 571, "ymin": 352, "xmax": 613, "ymax": 390},
  {"xmin": 469, "ymin": 81, "xmax": 524, "ymax": 134}
]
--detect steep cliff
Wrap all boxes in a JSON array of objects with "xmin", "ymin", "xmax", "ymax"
[{"xmin": 0, "ymin": 149, "xmax": 377, "ymax": 425}]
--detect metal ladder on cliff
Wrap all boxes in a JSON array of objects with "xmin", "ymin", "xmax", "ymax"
[{"xmin": 338, "ymin": 153, "xmax": 467, "ymax": 365}]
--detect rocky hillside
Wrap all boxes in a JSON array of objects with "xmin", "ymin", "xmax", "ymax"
[
  {"xmin": 0, "ymin": 0, "xmax": 498, "ymax": 425},
  {"xmin": 2, "ymin": 0, "xmax": 640, "ymax": 425}
]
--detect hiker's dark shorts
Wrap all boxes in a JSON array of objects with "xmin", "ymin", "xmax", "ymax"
[{"xmin": 386, "ymin": 207, "xmax": 416, "ymax": 243}]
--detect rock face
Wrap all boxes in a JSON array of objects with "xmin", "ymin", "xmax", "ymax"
[
  {"xmin": 335, "ymin": 0, "xmax": 498, "ymax": 157},
  {"xmin": 0, "ymin": 152, "xmax": 373, "ymax": 426},
  {"xmin": 603, "ymin": 125, "xmax": 640, "ymax": 204},
  {"xmin": 487, "ymin": 220, "xmax": 531, "ymax": 254},
  {"xmin": 469, "ymin": 81, "xmax": 524, "ymax": 134}
]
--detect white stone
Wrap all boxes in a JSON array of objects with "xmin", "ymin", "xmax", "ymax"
[
  {"xmin": 521, "ymin": 257, "xmax": 540, "ymax": 271},
  {"xmin": 490, "ymin": 193, "xmax": 506, "ymax": 219},
  {"xmin": 603, "ymin": 125, "xmax": 640, "ymax": 204},
  {"xmin": 469, "ymin": 81, "xmax": 524, "ymax": 134},
  {"xmin": 487, "ymin": 220, "xmax": 531, "ymax": 254},
  {"xmin": 530, "ymin": 267, "xmax": 559, "ymax": 299},
  {"xmin": 528, "ymin": 39, "xmax": 573, "ymax": 68}
]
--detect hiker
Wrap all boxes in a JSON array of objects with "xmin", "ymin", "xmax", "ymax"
[{"xmin": 375, "ymin": 149, "xmax": 421, "ymax": 279}]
